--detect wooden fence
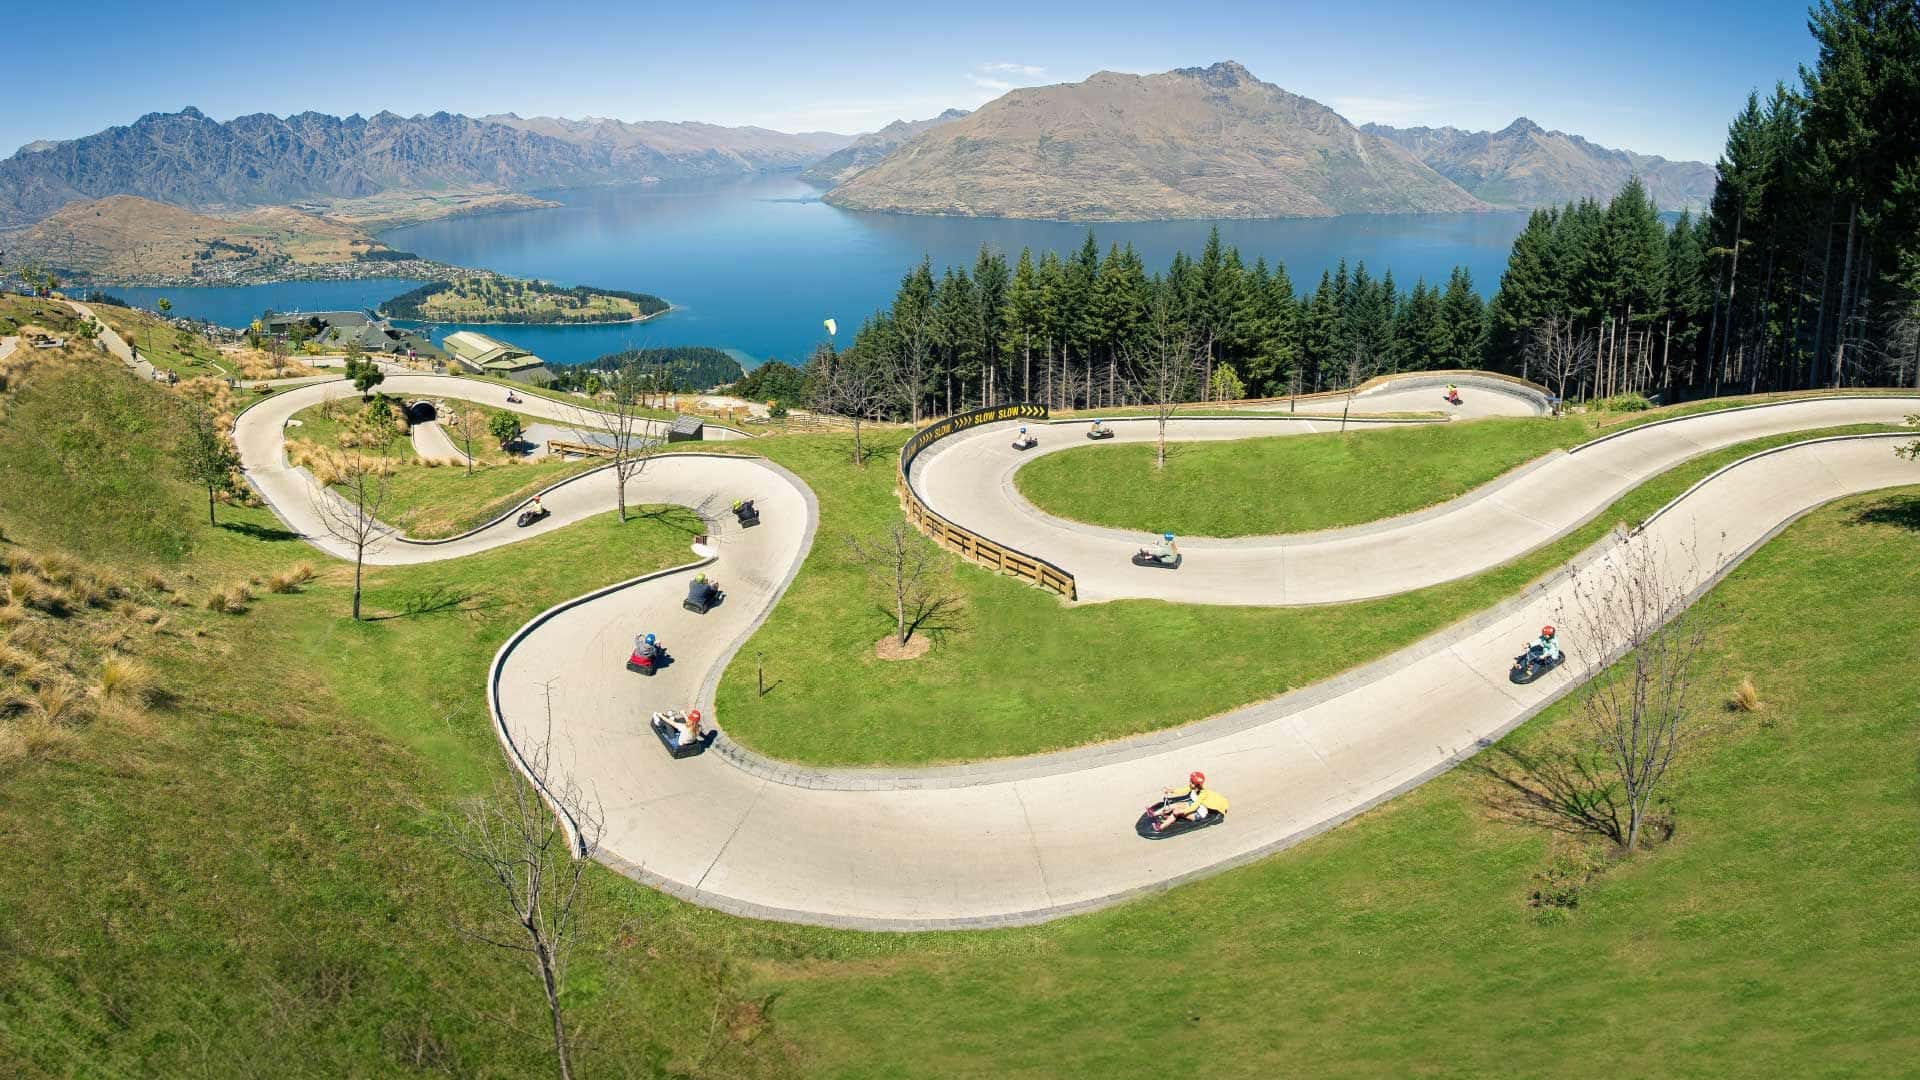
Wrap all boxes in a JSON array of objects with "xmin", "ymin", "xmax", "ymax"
[
  {"xmin": 896, "ymin": 403, "xmax": 1078, "ymax": 600},
  {"xmin": 545, "ymin": 439, "xmax": 614, "ymax": 458}
]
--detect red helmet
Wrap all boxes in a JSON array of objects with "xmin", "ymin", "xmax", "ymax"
[
  {"xmin": 1540, "ymin": 625, "xmax": 1555, "ymax": 639},
  {"xmin": 688, "ymin": 709, "xmax": 702, "ymax": 724},
  {"xmin": 1188, "ymin": 771, "xmax": 1206, "ymax": 788}
]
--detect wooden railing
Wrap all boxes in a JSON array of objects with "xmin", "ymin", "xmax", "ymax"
[
  {"xmin": 896, "ymin": 403, "xmax": 1077, "ymax": 600},
  {"xmin": 545, "ymin": 439, "xmax": 614, "ymax": 458}
]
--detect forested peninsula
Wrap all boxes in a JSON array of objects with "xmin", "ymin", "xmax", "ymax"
[{"xmin": 382, "ymin": 276, "xmax": 669, "ymax": 324}]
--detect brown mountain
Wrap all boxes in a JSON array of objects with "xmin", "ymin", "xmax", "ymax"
[
  {"xmin": 823, "ymin": 62, "xmax": 1487, "ymax": 221},
  {"xmin": 1360, "ymin": 118, "xmax": 1716, "ymax": 211},
  {"xmin": 801, "ymin": 109, "xmax": 971, "ymax": 186}
]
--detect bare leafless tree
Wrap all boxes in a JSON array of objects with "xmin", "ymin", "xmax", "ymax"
[
  {"xmin": 845, "ymin": 524, "xmax": 954, "ymax": 646},
  {"xmin": 1534, "ymin": 314, "xmax": 1597, "ymax": 411},
  {"xmin": 811, "ymin": 344, "xmax": 890, "ymax": 468},
  {"xmin": 1337, "ymin": 342, "xmax": 1376, "ymax": 434},
  {"xmin": 446, "ymin": 686, "xmax": 604, "ymax": 1080},
  {"xmin": 1557, "ymin": 537, "xmax": 1716, "ymax": 851},
  {"xmin": 572, "ymin": 358, "xmax": 657, "ymax": 522},
  {"xmin": 310, "ymin": 447, "xmax": 393, "ymax": 621},
  {"xmin": 443, "ymin": 404, "xmax": 482, "ymax": 477},
  {"xmin": 885, "ymin": 310, "xmax": 936, "ymax": 426},
  {"xmin": 1124, "ymin": 291, "xmax": 1201, "ymax": 469}
]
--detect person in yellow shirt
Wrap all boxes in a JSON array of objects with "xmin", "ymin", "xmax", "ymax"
[{"xmin": 1150, "ymin": 770, "xmax": 1229, "ymax": 831}]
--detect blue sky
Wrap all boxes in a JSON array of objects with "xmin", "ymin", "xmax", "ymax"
[{"xmin": 6, "ymin": 0, "xmax": 1815, "ymax": 163}]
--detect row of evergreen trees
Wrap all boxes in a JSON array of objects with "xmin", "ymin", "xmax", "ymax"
[
  {"xmin": 781, "ymin": 1, "xmax": 1917, "ymax": 416},
  {"xmin": 1484, "ymin": 0, "xmax": 1920, "ymax": 396},
  {"xmin": 832, "ymin": 230, "xmax": 1496, "ymax": 417}
]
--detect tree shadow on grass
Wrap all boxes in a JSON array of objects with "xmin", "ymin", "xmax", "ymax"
[
  {"xmin": 218, "ymin": 520, "xmax": 300, "ymax": 542},
  {"xmin": 1851, "ymin": 495, "xmax": 1920, "ymax": 532},
  {"xmin": 367, "ymin": 585, "xmax": 501, "ymax": 621},
  {"xmin": 1466, "ymin": 743, "xmax": 1626, "ymax": 846},
  {"xmin": 882, "ymin": 593, "xmax": 967, "ymax": 645}
]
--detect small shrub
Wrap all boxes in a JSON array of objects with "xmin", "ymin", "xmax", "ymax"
[
  {"xmin": 95, "ymin": 656, "xmax": 158, "ymax": 707},
  {"xmin": 266, "ymin": 572, "xmax": 297, "ymax": 594},
  {"xmin": 205, "ymin": 585, "xmax": 251, "ymax": 615},
  {"xmin": 287, "ymin": 562, "xmax": 316, "ymax": 585},
  {"xmin": 7, "ymin": 573, "xmax": 37, "ymax": 606},
  {"xmin": 142, "ymin": 571, "xmax": 171, "ymax": 593},
  {"xmin": 28, "ymin": 586, "xmax": 72, "ymax": 618},
  {"xmin": 1591, "ymin": 392, "xmax": 1653, "ymax": 413},
  {"xmin": 29, "ymin": 680, "xmax": 82, "ymax": 725},
  {"xmin": 1728, "ymin": 675, "xmax": 1761, "ymax": 713}
]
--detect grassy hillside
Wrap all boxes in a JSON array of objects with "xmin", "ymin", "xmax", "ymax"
[
  {"xmin": 0, "ymin": 331, "xmax": 1912, "ymax": 1076},
  {"xmin": 759, "ymin": 487, "xmax": 1920, "ymax": 1077},
  {"xmin": 0, "ymin": 341, "xmax": 788, "ymax": 1077}
]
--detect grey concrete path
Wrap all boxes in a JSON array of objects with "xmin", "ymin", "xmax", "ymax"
[
  {"xmin": 235, "ymin": 376, "xmax": 1920, "ymax": 929},
  {"xmin": 508, "ymin": 433, "xmax": 1918, "ymax": 928},
  {"xmin": 920, "ymin": 394, "xmax": 1920, "ymax": 604},
  {"xmin": 232, "ymin": 374, "xmax": 752, "ymax": 564}
]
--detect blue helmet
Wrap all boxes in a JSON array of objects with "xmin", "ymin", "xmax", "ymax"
[
  {"xmin": 1019, "ymin": 426, "xmax": 1027, "ymax": 433},
  {"xmin": 1163, "ymin": 532, "xmax": 1174, "ymax": 541},
  {"xmin": 645, "ymin": 633, "xmax": 656, "ymax": 645}
]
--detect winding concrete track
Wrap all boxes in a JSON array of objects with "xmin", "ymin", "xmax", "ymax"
[
  {"xmin": 915, "ymin": 390, "xmax": 1920, "ymax": 604},
  {"xmin": 233, "ymin": 372, "xmax": 1920, "ymax": 929}
]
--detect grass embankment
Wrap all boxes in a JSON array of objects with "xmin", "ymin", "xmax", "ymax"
[
  {"xmin": 713, "ymin": 421, "xmax": 1904, "ymax": 766},
  {"xmin": 2, "ymin": 339, "xmax": 1914, "ymax": 1075},
  {"xmin": 0, "ymin": 341, "xmax": 786, "ymax": 1076},
  {"xmin": 84, "ymin": 301, "xmax": 321, "ymax": 381},
  {"xmin": 759, "ymin": 488, "xmax": 1920, "ymax": 1077},
  {"xmin": 289, "ymin": 397, "xmax": 598, "ymax": 538}
]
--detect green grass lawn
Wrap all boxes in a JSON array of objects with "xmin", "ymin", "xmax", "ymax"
[
  {"xmin": 1016, "ymin": 416, "xmax": 1589, "ymax": 536},
  {"xmin": 712, "ymin": 422, "xmax": 1903, "ymax": 766},
  {"xmin": 2, "ymin": 341, "xmax": 1914, "ymax": 1076},
  {"xmin": 752, "ymin": 487, "xmax": 1920, "ymax": 1078}
]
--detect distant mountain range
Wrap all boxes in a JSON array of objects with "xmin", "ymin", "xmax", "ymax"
[
  {"xmin": 0, "ymin": 76, "xmax": 1717, "ymax": 238},
  {"xmin": 824, "ymin": 62, "xmax": 1485, "ymax": 220},
  {"xmin": 822, "ymin": 62, "xmax": 1716, "ymax": 220},
  {"xmin": 0, "ymin": 107, "xmax": 851, "ymax": 228},
  {"xmin": 1361, "ymin": 118, "xmax": 1714, "ymax": 211},
  {"xmin": 801, "ymin": 109, "xmax": 971, "ymax": 186}
]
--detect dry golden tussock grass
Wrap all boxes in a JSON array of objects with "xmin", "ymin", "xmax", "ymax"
[
  {"xmin": 95, "ymin": 656, "xmax": 158, "ymax": 708},
  {"xmin": 205, "ymin": 584, "xmax": 251, "ymax": 615},
  {"xmin": 1729, "ymin": 676, "xmax": 1762, "ymax": 713}
]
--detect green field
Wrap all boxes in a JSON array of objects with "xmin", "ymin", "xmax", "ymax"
[
  {"xmin": 1, "ymin": 341, "xmax": 1913, "ymax": 1076},
  {"xmin": 1016, "ymin": 417, "xmax": 1585, "ymax": 536},
  {"xmin": 710, "ymin": 421, "xmax": 1902, "ymax": 766}
]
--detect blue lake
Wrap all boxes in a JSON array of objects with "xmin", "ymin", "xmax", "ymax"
[{"xmin": 111, "ymin": 176, "xmax": 1534, "ymax": 369}]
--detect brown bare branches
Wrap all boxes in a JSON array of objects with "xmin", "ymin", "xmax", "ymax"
[
  {"xmin": 446, "ymin": 684, "xmax": 604, "ymax": 1080},
  {"xmin": 1556, "ymin": 536, "xmax": 1717, "ymax": 850},
  {"xmin": 844, "ymin": 524, "xmax": 955, "ymax": 646}
]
